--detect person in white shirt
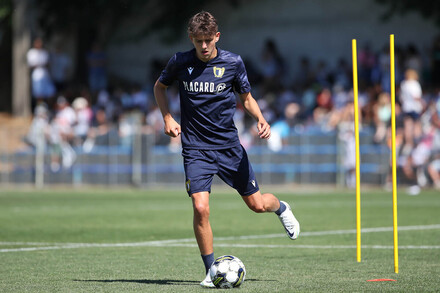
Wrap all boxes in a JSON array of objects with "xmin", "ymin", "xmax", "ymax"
[
  {"xmin": 27, "ymin": 38, "xmax": 55, "ymax": 104},
  {"xmin": 399, "ymin": 69, "xmax": 424, "ymax": 153}
]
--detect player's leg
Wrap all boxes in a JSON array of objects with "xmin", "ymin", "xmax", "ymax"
[
  {"xmin": 191, "ymin": 191, "xmax": 214, "ymax": 259},
  {"xmin": 217, "ymin": 145, "xmax": 300, "ymax": 240},
  {"xmin": 191, "ymin": 191, "xmax": 216, "ymax": 288},
  {"xmin": 242, "ymin": 191, "xmax": 300, "ymax": 240},
  {"xmin": 241, "ymin": 190, "xmax": 280, "ymax": 213},
  {"xmin": 182, "ymin": 148, "xmax": 217, "ymax": 287}
]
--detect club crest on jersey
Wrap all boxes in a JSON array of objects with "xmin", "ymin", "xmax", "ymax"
[
  {"xmin": 186, "ymin": 179, "xmax": 191, "ymax": 192},
  {"xmin": 213, "ymin": 66, "xmax": 225, "ymax": 78}
]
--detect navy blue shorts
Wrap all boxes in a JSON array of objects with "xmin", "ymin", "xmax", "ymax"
[
  {"xmin": 403, "ymin": 111, "xmax": 421, "ymax": 121},
  {"xmin": 182, "ymin": 144, "xmax": 259, "ymax": 196}
]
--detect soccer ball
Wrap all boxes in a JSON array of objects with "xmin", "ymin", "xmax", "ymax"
[{"xmin": 209, "ymin": 255, "xmax": 246, "ymax": 289}]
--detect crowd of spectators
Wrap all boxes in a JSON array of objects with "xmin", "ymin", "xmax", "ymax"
[{"xmin": 24, "ymin": 36, "xmax": 440, "ymax": 191}]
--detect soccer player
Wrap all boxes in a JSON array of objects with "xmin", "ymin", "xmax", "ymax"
[{"xmin": 153, "ymin": 11, "xmax": 300, "ymax": 288}]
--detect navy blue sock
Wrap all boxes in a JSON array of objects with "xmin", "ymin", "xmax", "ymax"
[
  {"xmin": 275, "ymin": 200, "xmax": 286, "ymax": 215},
  {"xmin": 201, "ymin": 253, "xmax": 214, "ymax": 274}
]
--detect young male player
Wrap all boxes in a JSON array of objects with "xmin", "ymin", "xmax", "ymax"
[{"xmin": 153, "ymin": 11, "xmax": 300, "ymax": 288}]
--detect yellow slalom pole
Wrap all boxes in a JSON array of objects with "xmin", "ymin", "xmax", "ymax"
[
  {"xmin": 389, "ymin": 34, "xmax": 399, "ymax": 274},
  {"xmin": 352, "ymin": 39, "xmax": 361, "ymax": 263}
]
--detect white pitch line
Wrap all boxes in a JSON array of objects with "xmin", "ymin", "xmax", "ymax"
[
  {"xmin": 1, "ymin": 224, "xmax": 439, "ymax": 253},
  {"xmin": 144, "ymin": 243, "xmax": 440, "ymax": 249}
]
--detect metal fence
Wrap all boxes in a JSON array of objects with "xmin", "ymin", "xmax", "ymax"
[{"xmin": 0, "ymin": 124, "xmax": 391, "ymax": 188}]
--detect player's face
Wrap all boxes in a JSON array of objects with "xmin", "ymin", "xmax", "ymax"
[{"xmin": 190, "ymin": 32, "xmax": 220, "ymax": 62}]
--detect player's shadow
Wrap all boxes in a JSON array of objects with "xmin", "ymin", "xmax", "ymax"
[
  {"xmin": 74, "ymin": 278, "xmax": 273, "ymax": 286},
  {"xmin": 74, "ymin": 279, "xmax": 198, "ymax": 286}
]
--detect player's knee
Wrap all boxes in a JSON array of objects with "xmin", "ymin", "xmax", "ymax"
[
  {"xmin": 249, "ymin": 204, "xmax": 266, "ymax": 213},
  {"xmin": 193, "ymin": 203, "xmax": 210, "ymax": 218}
]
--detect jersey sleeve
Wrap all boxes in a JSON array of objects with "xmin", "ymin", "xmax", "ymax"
[
  {"xmin": 159, "ymin": 54, "xmax": 179, "ymax": 86},
  {"xmin": 233, "ymin": 55, "xmax": 251, "ymax": 94}
]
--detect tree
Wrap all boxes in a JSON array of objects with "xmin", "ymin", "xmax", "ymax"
[
  {"xmin": 1, "ymin": 0, "xmax": 241, "ymax": 115},
  {"xmin": 0, "ymin": 0, "xmax": 12, "ymax": 113},
  {"xmin": 375, "ymin": 0, "xmax": 440, "ymax": 27}
]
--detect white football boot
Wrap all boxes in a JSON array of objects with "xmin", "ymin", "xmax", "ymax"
[
  {"xmin": 277, "ymin": 201, "xmax": 300, "ymax": 240},
  {"xmin": 200, "ymin": 270, "xmax": 215, "ymax": 288}
]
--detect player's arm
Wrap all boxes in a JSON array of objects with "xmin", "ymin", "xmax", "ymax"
[
  {"xmin": 153, "ymin": 79, "xmax": 181, "ymax": 137},
  {"xmin": 239, "ymin": 92, "xmax": 271, "ymax": 139}
]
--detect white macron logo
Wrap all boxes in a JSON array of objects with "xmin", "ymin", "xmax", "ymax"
[
  {"xmin": 187, "ymin": 67, "xmax": 194, "ymax": 75},
  {"xmin": 251, "ymin": 180, "xmax": 256, "ymax": 187}
]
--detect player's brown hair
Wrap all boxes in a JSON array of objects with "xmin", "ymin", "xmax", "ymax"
[{"xmin": 187, "ymin": 11, "xmax": 218, "ymax": 37}]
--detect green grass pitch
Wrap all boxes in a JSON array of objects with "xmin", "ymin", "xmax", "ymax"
[{"xmin": 0, "ymin": 187, "xmax": 439, "ymax": 292}]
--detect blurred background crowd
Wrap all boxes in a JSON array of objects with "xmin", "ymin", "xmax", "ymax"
[
  {"xmin": 1, "ymin": 0, "xmax": 440, "ymax": 190},
  {"xmin": 22, "ymin": 35, "xmax": 440, "ymax": 190}
]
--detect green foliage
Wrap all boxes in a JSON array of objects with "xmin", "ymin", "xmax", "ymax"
[
  {"xmin": 35, "ymin": 0, "xmax": 241, "ymax": 44},
  {"xmin": 375, "ymin": 0, "xmax": 440, "ymax": 27},
  {"xmin": 0, "ymin": 0, "xmax": 12, "ymax": 26}
]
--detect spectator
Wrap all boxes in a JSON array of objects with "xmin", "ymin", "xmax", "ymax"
[
  {"xmin": 83, "ymin": 107, "xmax": 120, "ymax": 152},
  {"xmin": 292, "ymin": 56, "xmax": 313, "ymax": 93},
  {"xmin": 404, "ymin": 43, "xmax": 423, "ymax": 79},
  {"xmin": 332, "ymin": 58, "xmax": 351, "ymax": 90},
  {"xmin": 358, "ymin": 43, "xmax": 376, "ymax": 85},
  {"xmin": 49, "ymin": 96, "xmax": 77, "ymax": 170},
  {"xmin": 131, "ymin": 84, "xmax": 149, "ymax": 114},
  {"xmin": 373, "ymin": 92, "xmax": 392, "ymax": 143},
  {"xmin": 314, "ymin": 60, "xmax": 330, "ymax": 88},
  {"xmin": 260, "ymin": 39, "xmax": 285, "ymax": 94},
  {"xmin": 27, "ymin": 37, "xmax": 55, "ymax": 107},
  {"xmin": 87, "ymin": 42, "xmax": 108, "ymax": 93},
  {"xmin": 312, "ymin": 87, "xmax": 333, "ymax": 130},
  {"xmin": 334, "ymin": 101, "xmax": 357, "ymax": 187},
  {"xmin": 50, "ymin": 43, "xmax": 72, "ymax": 93},
  {"xmin": 402, "ymin": 132, "xmax": 435, "ymax": 194},
  {"xmin": 25, "ymin": 104, "xmax": 50, "ymax": 148},
  {"xmin": 431, "ymin": 35, "xmax": 440, "ymax": 89},
  {"xmin": 268, "ymin": 102, "xmax": 300, "ymax": 152},
  {"xmin": 400, "ymin": 69, "xmax": 424, "ymax": 154},
  {"xmin": 427, "ymin": 156, "xmax": 440, "ymax": 190},
  {"xmin": 72, "ymin": 97, "xmax": 92, "ymax": 145}
]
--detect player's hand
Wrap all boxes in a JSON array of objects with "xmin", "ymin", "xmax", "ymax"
[
  {"xmin": 164, "ymin": 116, "xmax": 181, "ymax": 137},
  {"xmin": 257, "ymin": 119, "xmax": 271, "ymax": 139}
]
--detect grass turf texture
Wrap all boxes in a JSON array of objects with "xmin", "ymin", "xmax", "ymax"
[{"xmin": 0, "ymin": 188, "xmax": 439, "ymax": 292}]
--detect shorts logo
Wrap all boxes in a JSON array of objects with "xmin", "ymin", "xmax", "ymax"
[
  {"xmin": 213, "ymin": 66, "xmax": 225, "ymax": 78},
  {"xmin": 186, "ymin": 179, "xmax": 191, "ymax": 192},
  {"xmin": 216, "ymin": 83, "xmax": 226, "ymax": 94}
]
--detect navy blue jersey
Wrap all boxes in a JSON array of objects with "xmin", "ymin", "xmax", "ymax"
[{"xmin": 159, "ymin": 48, "xmax": 251, "ymax": 150}]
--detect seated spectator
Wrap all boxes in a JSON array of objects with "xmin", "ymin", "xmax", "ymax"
[
  {"xmin": 83, "ymin": 107, "xmax": 118, "ymax": 152},
  {"xmin": 49, "ymin": 96, "xmax": 77, "ymax": 171},
  {"xmin": 131, "ymin": 84, "xmax": 149, "ymax": 114},
  {"xmin": 312, "ymin": 88, "xmax": 334, "ymax": 130},
  {"xmin": 72, "ymin": 97, "xmax": 92, "ymax": 145},
  {"xmin": 427, "ymin": 156, "xmax": 440, "ymax": 190},
  {"xmin": 25, "ymin": 104, "xmax": 50, "ymax": 148},
  {"xmin": 268, "ymin": 102, "xmax": 300, "ymax": 152},
  {"xmin": 373, "ymin": 92, "xmax": 392, "ymax": 143}
]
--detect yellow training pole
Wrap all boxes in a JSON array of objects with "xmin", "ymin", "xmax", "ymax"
[
  {"xmin": 352, "ymin": 39, "xmax": 361, "ymax": 263},
  {"xmin": 389, "ymin": 34, "xmax": 399, "ymax": 274}
]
